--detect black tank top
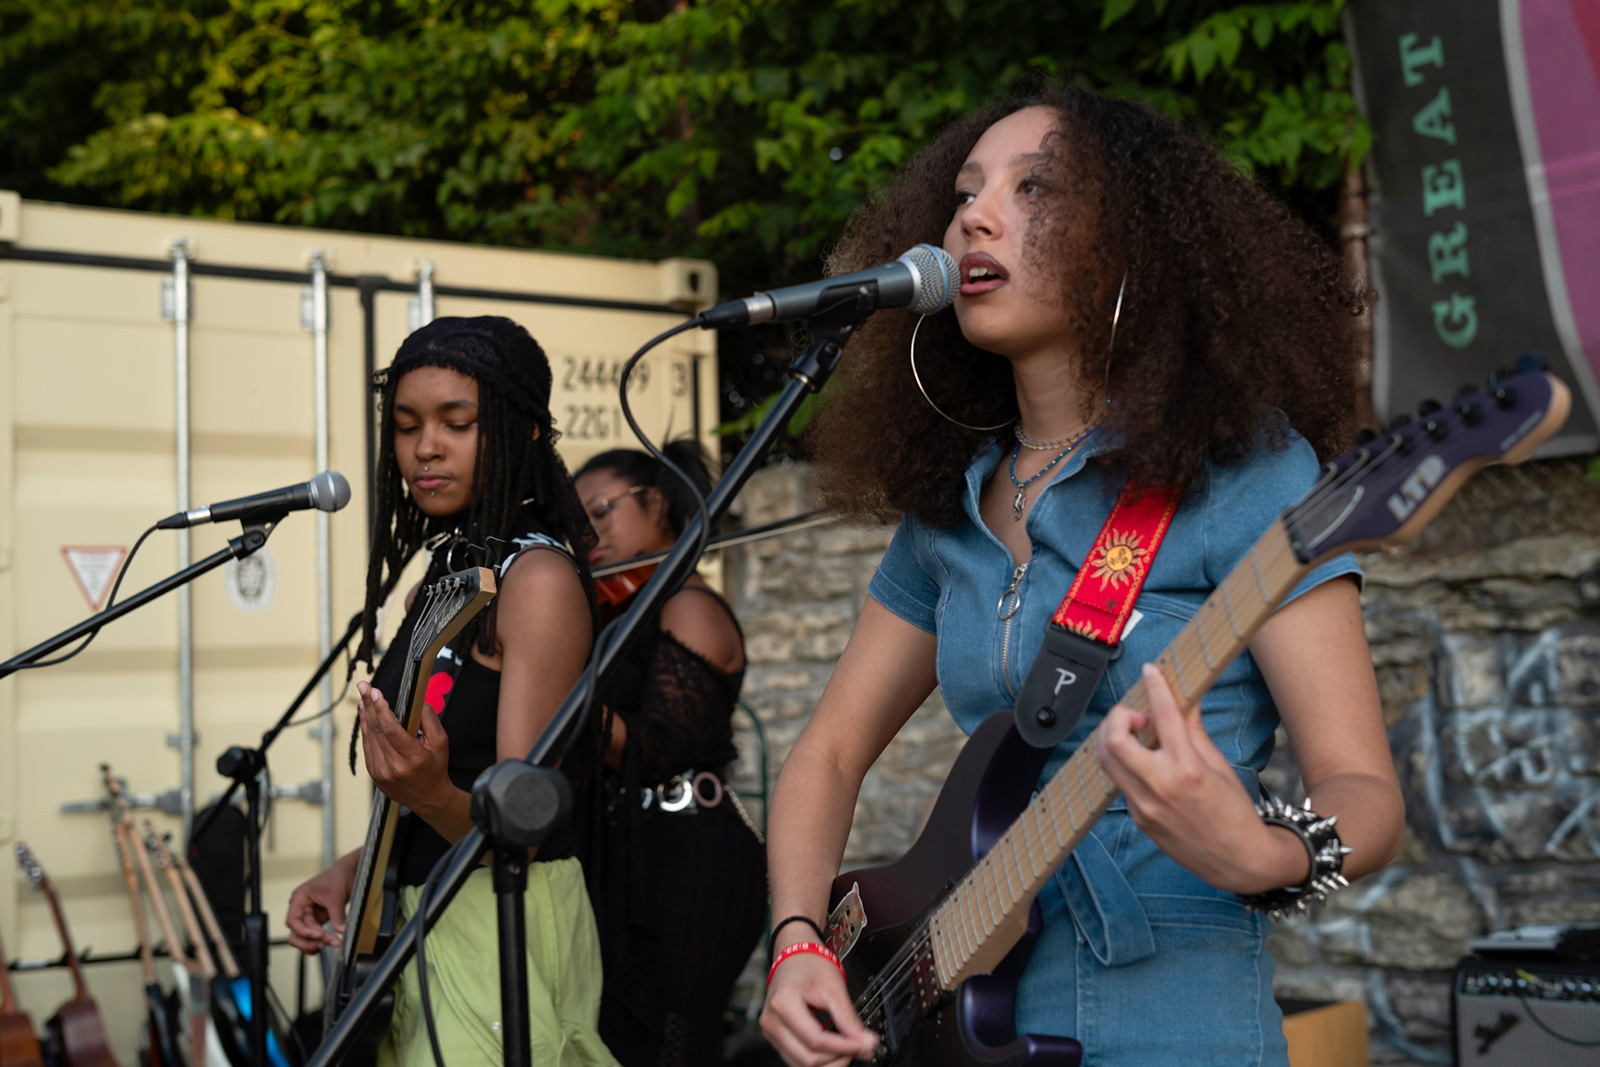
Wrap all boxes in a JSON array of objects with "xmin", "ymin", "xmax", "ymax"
[{"xmin": 365, "ymin": 528, "xmax": 579, "ymax": 887}]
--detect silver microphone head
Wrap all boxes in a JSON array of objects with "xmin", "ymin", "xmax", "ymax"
[
  {"xmin": 309, "ymin": 470, "xmax": 352, "ymax": 513},
  {"xmin": 898, "ymin": 244, "xmax": 961, "ymax": 315}
]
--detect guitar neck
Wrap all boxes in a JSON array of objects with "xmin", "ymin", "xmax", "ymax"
[
  {"xmin": 929, "ymin": 521, "xmax": 1306, "ymax": 988},
  {"xmin": 110, "ymin": 823, "xmax": 160, "ymax": 986},
  {"xmin": 176, "ymin": 858, "xmax": 239, "ymax": 979},
  {"xmin": 148, "ymin": 830, "xmax": 216, "ymax": 980},
  {"xmin": 38, "ymin": 875, "xmax": 93, "ymax": 1003}
]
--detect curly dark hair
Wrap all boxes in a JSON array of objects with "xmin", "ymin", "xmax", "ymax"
[
  {"xmin": 354, "ymin": 315, "xmax": 599, "ymax": 673},
  {"xmin": 809, "ymin": 85, "xmax": 1370, "ymax": 526}
]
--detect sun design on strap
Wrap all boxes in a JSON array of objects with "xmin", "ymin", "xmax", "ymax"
[
  {"xmin": 1089, "ymin": 530, "xmax": 1148, "ymax": 587},
  {"xmin": 1063, "ymin": 619, "xmax": 1102, "ymax": 640}
]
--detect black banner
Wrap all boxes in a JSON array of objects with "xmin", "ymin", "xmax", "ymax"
[{"xmin": 1350, "ymin": 0, "xmax": 1600, "ymax": 452}]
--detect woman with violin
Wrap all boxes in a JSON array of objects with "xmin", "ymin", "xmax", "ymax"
[{"xmin": 573, "ymin": 442, "xmax": 767, "ymax": 1067}]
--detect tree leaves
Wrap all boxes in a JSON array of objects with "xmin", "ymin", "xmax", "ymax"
[{"xmin": 3, "ymin": 0, "xmax": 1367, "ymax": 292}]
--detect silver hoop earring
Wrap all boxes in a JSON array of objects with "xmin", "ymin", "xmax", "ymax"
[
  {"xmin": 909, "ymin": 315, "xmax": 1012, "ymax": 433},
  {"xmin": 1102, "ymin": 271, "xmax": 1127, "ymax": 406}
]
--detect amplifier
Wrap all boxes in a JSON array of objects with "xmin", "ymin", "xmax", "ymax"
[{"xmin": 1452, "ymin": 957, "xmax": 1600, "ymax": 1065}]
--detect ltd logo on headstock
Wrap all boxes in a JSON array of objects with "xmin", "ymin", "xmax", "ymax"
[{"xmin": 1386, "ymin": 454, "xmax": 1447, "ymax": 521}]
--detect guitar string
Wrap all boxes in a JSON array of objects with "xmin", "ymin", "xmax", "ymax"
[{"xmin": 851, "ymin": 433, "xmax": 1414, "ymax": 1032}]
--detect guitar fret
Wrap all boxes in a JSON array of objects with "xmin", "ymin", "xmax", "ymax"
[
  {"xmin": 979, "ymin": 858, "xmax": 1001, "ymax": 931},
  {"xmin": 1028, "ymin": 806, "xmax": 1050, "ymax": 877},
  {"xmin": 1094, "ymin": 757, "xmax": 1113, "ymax": 800},
  {"xmin": 1043, "ymin": 789, "xmax": 1067, "ymax": 851},
  {"xmin": 1059, "ymin": 779, "xmax": 1080, "ymax": 832},
  {"xmin": 1220, "ymin": 583, "xmax": 1243, "ymax": 638},
  {"xmin": 998, "ymin": 841, "xmax": 1020, "ymax": 906},
  {"xmin": 1249, "ymin": 549, "xmax": 1270, "ymax": 603},
  {"xmin": 1020, "ymin": 820, "xmax": 1041, "ymax": 881},
  {"xmin": 1074, "ymin": 753, "xmax": 1094, "ymax": 816},
  {"xmin": 1168, "ymin": 649, "xmax": 1191, "ymax": 703},
  {"xmin": 955, "ymin": 893, "xmax": 977, "ymax": 960},
  {"xmin": 1196, "ymin": 616, "xmax": 1217, "ymax": 671}
]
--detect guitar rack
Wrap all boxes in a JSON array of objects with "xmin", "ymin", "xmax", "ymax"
[{"xmin": 5, "ymin": 939, "xmax": 292, "ymax": 972}]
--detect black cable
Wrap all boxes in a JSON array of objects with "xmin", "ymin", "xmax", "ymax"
[
  {"xmin": 280, "ymin": 645, "xmax": 355, "ymax": 728},
  {"xmin": 414, "ymin": 834, "xmax": 471, "ymax": 1067},
  {"xmin": 19, "ymin": 523, "xmax": 158, "ymax": 668},
  {"xmin": 1514, "ymin": 988, "xmax": 1600, "ymax": 1047}
]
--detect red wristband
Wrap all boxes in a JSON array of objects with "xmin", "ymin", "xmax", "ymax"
[{"xmin": 766, "ymin": 940, "xmax": 846, "ymax": 989}]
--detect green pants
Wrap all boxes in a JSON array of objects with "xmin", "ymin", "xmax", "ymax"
[{"xmin": 379, "ymin": 858, "xmax": 618, "ymax": 1067}]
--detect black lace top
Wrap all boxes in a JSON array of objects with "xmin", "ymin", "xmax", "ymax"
[{"xmin": 602, "ymin": 588, "xmax": 744, "ymax": 782}]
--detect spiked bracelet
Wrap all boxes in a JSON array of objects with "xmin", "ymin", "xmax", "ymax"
[{"xmin": 1238, "ymin": 794, "xmax": 1352, "ymax": 920}]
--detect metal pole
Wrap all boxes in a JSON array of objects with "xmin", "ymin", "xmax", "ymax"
[
  {"xmin": 416, "ymin": 260, "xmax": 435, "ymax": 326},
  {"xmin": 309, "ymin": 251, "xmax": 336, "ymax": 869},
  {"xmin": 171, "ymin": 239, "xmax": 196, "ymax": 841}
]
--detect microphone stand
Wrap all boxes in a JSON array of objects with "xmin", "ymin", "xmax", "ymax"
[
  {"xmin": 190, "ymin": 609, "xmax": 363, "ymax": 1067},
  {"xmin": 0, "ymin": 517, "xmax": 280, "ymax": 679},
  {"xmin": 310, "ymin": 290, "xmax": 878, "ymax": 1067}
]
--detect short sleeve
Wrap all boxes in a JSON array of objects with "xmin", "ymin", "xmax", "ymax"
[
  {"xmin": 867, "ymin": 516, "xmax": 941, "ymax": 633},
  {"xmin": 1202, "ymin": 435, "xmax": 1363, "ymax": 608}
]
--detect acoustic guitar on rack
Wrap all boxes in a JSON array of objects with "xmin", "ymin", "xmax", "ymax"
[{"xmin": 13, "ymin": 843, "xmax": 118, "ymax": 1067}]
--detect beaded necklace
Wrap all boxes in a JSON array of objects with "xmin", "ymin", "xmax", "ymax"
[{"xmin": 1007, "ymin": 438, "xmax": 1078, "ymax": 521}]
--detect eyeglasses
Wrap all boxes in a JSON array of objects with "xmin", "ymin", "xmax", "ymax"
[{"xmin": 583, "ymin": 485, "xmax": 648, "ymax": 531}]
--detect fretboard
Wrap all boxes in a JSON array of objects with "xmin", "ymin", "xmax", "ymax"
[{"xmin": 927, "ymin": 521, "xmax": 1306, "ymax": 988}]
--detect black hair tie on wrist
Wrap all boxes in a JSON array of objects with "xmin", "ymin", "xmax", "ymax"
[{"xmin": 768, "ymin": 914, "xmax": 827, "ymax": 958}]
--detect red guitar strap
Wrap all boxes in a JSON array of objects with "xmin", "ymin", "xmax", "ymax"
[{"xmin": 1014, "ymin": 482, "xmax": 1180, "ymax": 748}]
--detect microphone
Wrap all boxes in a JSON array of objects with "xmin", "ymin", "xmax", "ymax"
[
  {"xmin": 700, "ymin": 243, "xmax": 960, "ymax": 329},
  {"xmin": 156, "ymin": 470, "xmax": 352, "ymax": 530}
]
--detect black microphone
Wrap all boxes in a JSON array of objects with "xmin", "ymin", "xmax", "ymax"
[
  {"xmin": 156, "ymin": 470, "xmax": 352, "ymax": 530},
  {"xmin": 700, "ymin": 243, "xmax": 960, "ymax": 329}
]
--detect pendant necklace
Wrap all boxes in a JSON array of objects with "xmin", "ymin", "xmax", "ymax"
[{"xmin": 1007, "ymin": 436, "xmax": 1081, "ymax": 521}]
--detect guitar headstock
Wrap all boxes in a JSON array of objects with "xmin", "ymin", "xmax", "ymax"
[
  {"xmin": 15, "ymin": 842, "xmax": 47, "ymax": 892},
  {"xmin": 141, "ymin": 822, "xmax": 170, "ymax": 868},
  {"xmin": 407, "ymin": 566, "xmax": 499, "ymax": 666},
  {"xmin": 1286, "ymin": 359, "xmax": 1571, "ymax": 563}
]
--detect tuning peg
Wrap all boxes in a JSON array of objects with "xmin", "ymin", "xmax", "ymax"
[
  {"xmin": 1493, "ymin": 382, "xmax": 1518, "ymax": 409},
  {"xmin": 1517, "ymin": 353, "xmax": 1548, "ymax": 373},
  {"xmin": 1454, "ymin": 401, "xmax": 1483, "ymax": 426},
  {"xmin": 1488, "ymin": 365, "xmax": 1516, "ymax": 387},
  {"xmin": 1454, "ymin": 384, "xmax": 1478, "ymax": 402},
  {"xmin": 1388, "ymin": 413, "xmax": 1412, "ymax": 430},
  {"xmin": 1388, "ymin": 432, "xmax": 1413, "ymax": 455},
  {"xmin": 1417, "ymin": 398, "xmax": 1442, "ymax": 416},
  {"xmin": 1356, "ymin": 427, "xmax": 1377, "ymax": 444}
]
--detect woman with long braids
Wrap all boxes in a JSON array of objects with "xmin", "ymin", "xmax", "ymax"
[
  {"xmin": 572, "ymin": 442, "xmax": 766, "ymax": 1067},
  {"xmin": 760, "ymin": 88, "xmax": 1403, "ymax": 1066},
  {"xmin": 285, "ymin": 316, "xmax": 618, "ymax": 1067}
]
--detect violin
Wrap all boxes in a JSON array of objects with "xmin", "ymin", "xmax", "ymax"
[
  {"xmin": 588, "ymin": 508, "xmax": 834, "ymax": 620},
  {"xmin": 594, "ymin": 563, "xmax": 657, "ymax": 620}
]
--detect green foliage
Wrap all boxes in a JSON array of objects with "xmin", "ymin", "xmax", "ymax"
[{"xmin": 2, "ymin": 0, "xmax": 1367, "ymax": 290}]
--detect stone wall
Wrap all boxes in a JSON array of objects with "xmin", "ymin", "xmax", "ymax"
[{"xmin": 721, "ymin": 458, "xmax": 1600, "ymax": 1064}]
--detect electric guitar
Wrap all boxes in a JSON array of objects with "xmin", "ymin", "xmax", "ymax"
[
  {"xmin": 143, "ymin": 823, "xmax": 291, "ymax": 1067},
  {"xmin": 321, "ymin": 566, "xmax": 498, "ymax": 1060},
  {"xmin": 0, "ymin": 918, "xmax": 46, "ymax": 1067},
  {"xmin": 824, "ymin": 363, "xmax": 1570, "ymax": 1065},
  {"xmin": 102, "ymin": 771, "xmax": 186, "ymax": 1067},
  {"xmin": 15, "ymin": 844, "xmax": 119, "ymax": 1067}
]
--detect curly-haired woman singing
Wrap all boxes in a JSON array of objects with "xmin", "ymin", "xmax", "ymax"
[
  {"xmin": 286, "ymin": 316, "xmax": 617, "ymax": 1067},
  {"xmin": 760, "ymin": 88, "xmax": 1403, "ymax": 1066}
]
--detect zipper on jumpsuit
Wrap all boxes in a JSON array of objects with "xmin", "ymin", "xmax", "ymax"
[{"xmin": 997, "ymin": 562, "xmax": 1028, "ymax": 699}]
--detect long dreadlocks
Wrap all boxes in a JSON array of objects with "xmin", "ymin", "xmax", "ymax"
[
  {"xmin": 356, "ymin": 315, "xmax": 598, "ymax": 666},
  {"xmin": 349, "ymin": 316, "xmax": 600, "ymax": 769}
]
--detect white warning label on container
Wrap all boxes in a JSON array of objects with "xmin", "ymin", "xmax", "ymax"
[
  {"xmin": 61, "ymin": 546, "xmax": 127, "ymax": 610},
  {"xmin": 225, "ymin": 547, "xmax": 277, "ymax": 613}
]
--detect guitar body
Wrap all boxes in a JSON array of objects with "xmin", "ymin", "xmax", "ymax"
[
  {"xmin": 322, "ymin": 955, "xmax": 394, "ymax": 1067},
  {"xmin": 0, "ymin": 1010, "xmax": 46, "ymax": 1067},
  {"xmin": 46, "ymin": 999, "xmax": 118, "ymax": 1067},
  {"xmin": 830, "ymin": 712, "xmax": 1081, "ymax": 1066},
  {"xmin": 210, "ymin": 977, "xmax": 293, "ymax": 1067}
]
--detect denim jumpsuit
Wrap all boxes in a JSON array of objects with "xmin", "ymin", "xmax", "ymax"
[{"xmin": 866, "ymin": 433, "xmax": 1359, "ymax": 1067}]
